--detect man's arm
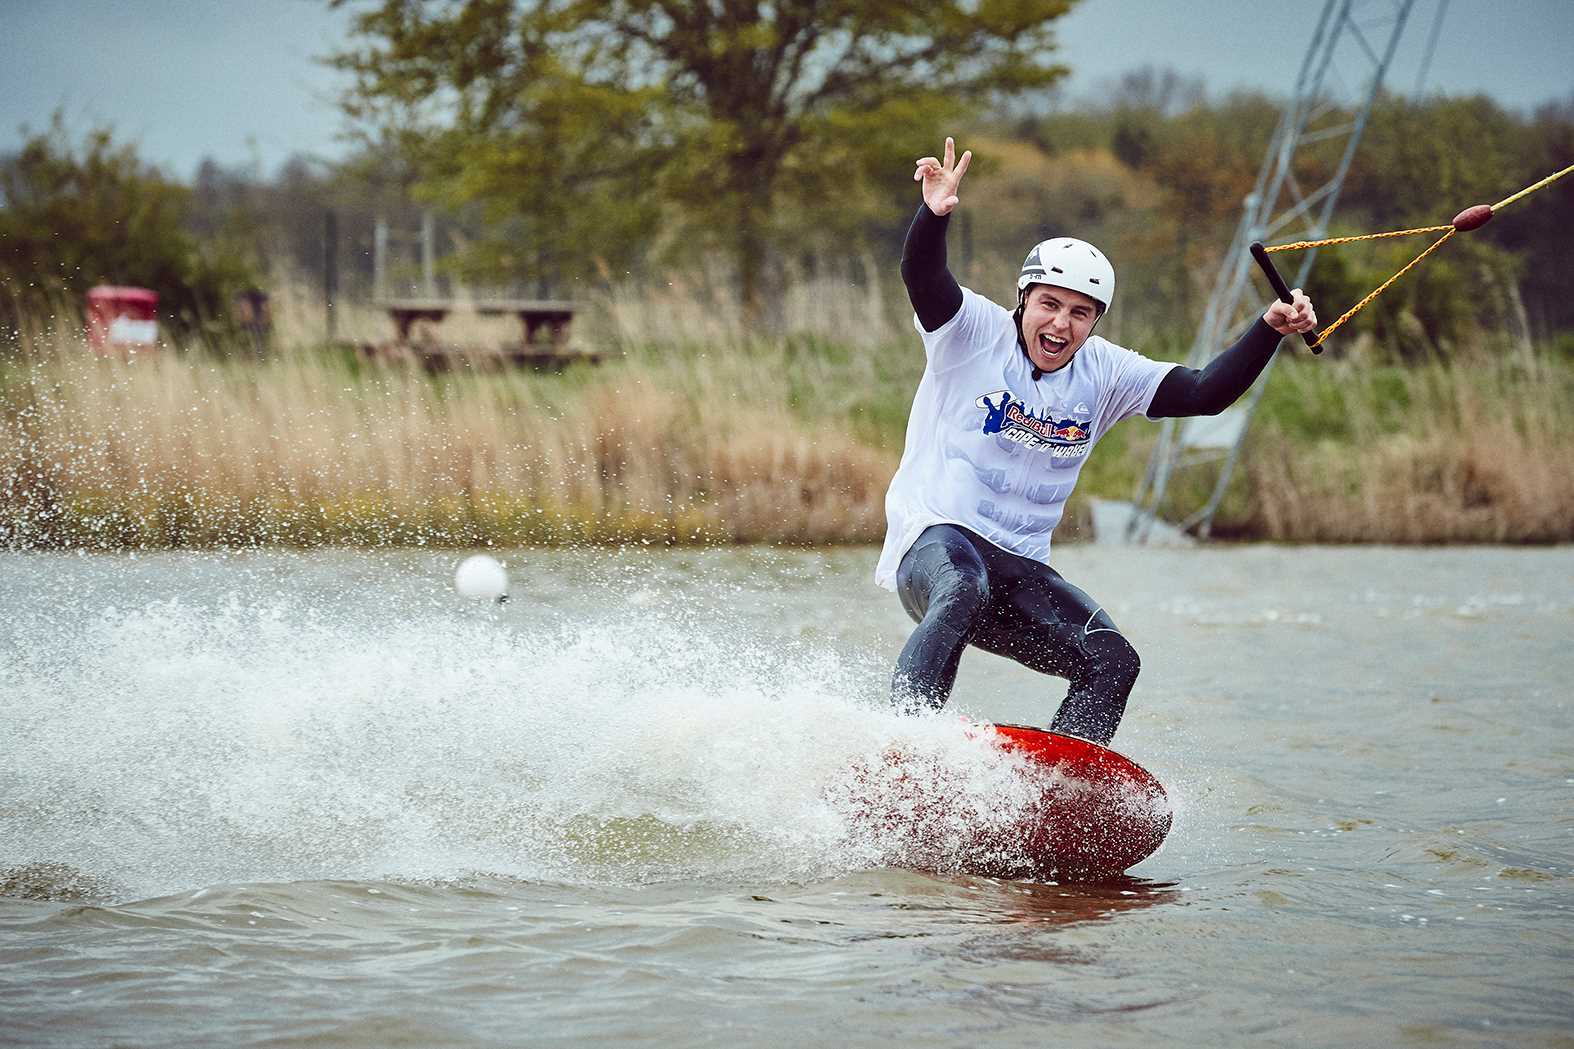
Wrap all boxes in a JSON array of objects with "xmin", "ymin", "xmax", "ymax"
[
  {"xmin": 1147, "ymin": 319, "xmax": 1281, "ymax": 418},
  {"xmin": 1148, "ymin": 290, "xmax": 1318, "ymax": 418},
  {"xmin": 901, "ymin": 205, "xmax": 963, "ymax": 333},
  {"xmin": 904, "ymin": 137, "xmax": 972, "ymax": 333}
]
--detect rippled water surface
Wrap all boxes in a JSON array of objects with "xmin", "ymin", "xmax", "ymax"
[{"xmin": 3, "ymin": 545, "xmax": 1571, "ymax": 1047}]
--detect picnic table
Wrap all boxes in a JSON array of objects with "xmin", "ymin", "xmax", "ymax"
[
  {"xmin": 373, "ymin": 297, "xmax": 600, "ymax": 371},
  {"xmin": 380, "ymin": 297, "xmax": 579, "ymax": 345}
]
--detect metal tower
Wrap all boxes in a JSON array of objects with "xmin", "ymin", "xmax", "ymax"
[{"xmin": 1129, "ymin": 0, "xmax": 1425, "ymax": 540}]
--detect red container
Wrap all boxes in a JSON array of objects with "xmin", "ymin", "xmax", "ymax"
[{"xmin": 85, "ymin": 286, "xmax": 159, "ymax": 351}]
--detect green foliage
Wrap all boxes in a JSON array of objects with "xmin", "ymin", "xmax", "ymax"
[
  {"xmin": 770, "ymin": 333, "xmax": 918, "ymax": 449},
  {"xmin": 329, "ymin": 0, "xmax": 1079, "ymax": 308},
  {"xmin": 1503, "ymin": 99, "xmax": 1574, "ymax": 333},
  {"xmin": 1253, "ymin": 358, "xmax": 1410, "ymax": 442},
  {"xmin": 0, "ymin": 115, "xmax": 252, "ymax": 337},
  {"xmin": 1001, "ymin": 87, "xmax": 1573, "ymax": 354}
]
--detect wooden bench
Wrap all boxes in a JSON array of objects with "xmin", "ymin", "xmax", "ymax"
[{"xmin": 372, "ymin": 298, "xmax": 603, "ymax": 371}]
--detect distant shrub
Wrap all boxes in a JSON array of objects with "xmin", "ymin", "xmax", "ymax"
[{"xmin": 0, "ymin": 114, "xmax": 253, "ymax": 344}]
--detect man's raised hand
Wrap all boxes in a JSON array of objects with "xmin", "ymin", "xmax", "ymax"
[{"xmin": 913, "ymin": 137, "xmax": 971, "ymax": 216}]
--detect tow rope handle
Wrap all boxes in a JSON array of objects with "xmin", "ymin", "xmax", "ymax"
[
  {"xmin": 1249, "ymin": 242, "xmax": 1321, "ymax": 354},
  {"xmin": 1249, "ymin": 163, "xmax": 1571, "ymax": 351}
]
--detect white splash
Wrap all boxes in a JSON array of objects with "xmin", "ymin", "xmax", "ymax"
[{"xmin": 1, "ymin": 575, "xmax": 1051, "ymax": 898}]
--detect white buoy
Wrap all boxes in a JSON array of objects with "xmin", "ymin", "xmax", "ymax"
[{"xmin": 454, "ymin": 554, "xmax": 509, "ymax": 601}]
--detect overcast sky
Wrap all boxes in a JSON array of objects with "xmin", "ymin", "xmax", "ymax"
[{"xmin": 2, "ymin": 0, "xmax": 1570, "ymax": 179}]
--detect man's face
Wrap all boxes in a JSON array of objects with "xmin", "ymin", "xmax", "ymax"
[{"xmin": 1020, "ymin": 284, "xmax": 1101, "ymax": 373}]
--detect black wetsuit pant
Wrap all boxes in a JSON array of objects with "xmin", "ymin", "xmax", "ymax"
[{"xmin": 893, "ymin": 524, "xmax": 1140, "ymax": 745}]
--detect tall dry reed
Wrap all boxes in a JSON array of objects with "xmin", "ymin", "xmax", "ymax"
[
  {"xmin": 4, "ymin": 279, "xmax": 1571, "ymax": 549},
  {"xmin": 1, "ymin": 281, "xmax": 906, "ymax": 549},
  {"xmin": 1242, "ymin": 350, "xmax": 1574, "ymax": 542}
]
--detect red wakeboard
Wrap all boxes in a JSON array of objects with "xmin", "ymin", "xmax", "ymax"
[
  {"xmin": 847, "ymin": 723, "xmax": 1172, "ymax": 880},
  {"xmin": 981, "ymin": 724, "xmax": 1171, "ymax": 879}
]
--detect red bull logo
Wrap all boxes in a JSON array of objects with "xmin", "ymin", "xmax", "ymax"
[{"xmin": 975, "ymin": 389, "xmax": 1093, "ymax": 453}]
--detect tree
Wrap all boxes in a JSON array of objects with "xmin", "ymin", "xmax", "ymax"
[
  {"xmin": 330, "ymin": 0, "xmax": 1077, "ymax": 309},
  {"xmin": 0, "ymin": 114, "xmax": 250, "ymax": 336},
  {"xmin": 1514, "ymin": 97, "xmax": 1574, "ymax": 336}
]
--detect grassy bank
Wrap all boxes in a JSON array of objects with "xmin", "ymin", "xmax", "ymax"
[
  {"xmin": 1, "ymin": 281, "xmax": 909, "ymax": 550},
  {"xmin": 1240, "ymin": 347, "xmax": 1574, "ymax": 542},
  {"xmin": 3, "ymin": 289, "xmax": 1571, "ymax": 549}
]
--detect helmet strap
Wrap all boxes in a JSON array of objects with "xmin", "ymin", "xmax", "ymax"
[{"xmin": 1013, "ymin": 294, "xmax": 1044, "ymax": 381}]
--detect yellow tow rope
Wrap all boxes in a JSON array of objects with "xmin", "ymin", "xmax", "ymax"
[{"xmin": 1261, "ymin": 162, "xmax": 1574, "ymax": 347}]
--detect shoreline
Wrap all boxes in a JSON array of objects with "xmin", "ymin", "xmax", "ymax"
[{"xmin": 8, "ymin": 506, "xmax": 1572, "ymax": 553}]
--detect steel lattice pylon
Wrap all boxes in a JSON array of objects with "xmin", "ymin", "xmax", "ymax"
[{"xmin": 1129, "ymin": 0, "xmax": 1424, "ymax": 540}]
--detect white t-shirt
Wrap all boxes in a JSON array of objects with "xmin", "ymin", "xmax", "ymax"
[{"xmin": 874, "ymin": 287, "xmax": 1176, "ymax": 590}]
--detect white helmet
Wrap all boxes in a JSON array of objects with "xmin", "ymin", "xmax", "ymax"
[{"xmin": 1016, "ymin": 238, "xmax": 1115, "ymax": 313}]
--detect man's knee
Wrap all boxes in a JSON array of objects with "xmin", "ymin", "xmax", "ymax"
[
  {"xmin": 1084, "ymin": 630, "xmax": 1140, "ymax": 691},
  {"xmin": 929, "ymin": 560, "xmax": 990, "ymax": 619}
]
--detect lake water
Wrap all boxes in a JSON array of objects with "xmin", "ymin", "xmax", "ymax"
[{"xmin": 2, "ymin": 545, "xmax": 1571, "ymax": 1047}]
